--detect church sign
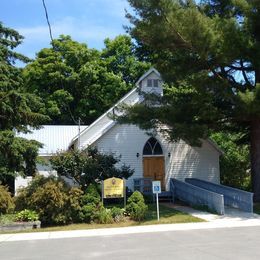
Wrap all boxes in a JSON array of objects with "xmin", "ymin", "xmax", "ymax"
[{"xmin": 102, "ymin": 177, "xmax": 125, "ymax": 199}]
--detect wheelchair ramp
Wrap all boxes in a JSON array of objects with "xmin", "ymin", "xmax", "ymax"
[
  {"xmin": 170, "ymin": 178, "xmax": 225, "ymax": 215},
  {"xmin": 185, "ymin": 178, "xmax": 253, "ymax": 213}
]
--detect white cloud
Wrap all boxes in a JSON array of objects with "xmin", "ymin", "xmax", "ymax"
[
  {"xmin": 13, "ymin": 0, "xmax": 132, "ymax": 58},
  {"xmin": 19, "ymin": 16, "xmax": 124, "ymax": 42},
  {"xmin": 16, "ymin": 14, "xmax": 129, "ymax": 59}
]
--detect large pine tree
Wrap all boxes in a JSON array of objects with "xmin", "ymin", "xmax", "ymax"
[
  {"xmin": 0, "ymin": 22, "xmax": 48, "ymax": 186},
  {"xmin": 120, "ymin": 0, "xmax": 260, "ymax": 200}
]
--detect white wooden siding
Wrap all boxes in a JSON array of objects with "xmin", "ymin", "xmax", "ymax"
[
  {"xmin": 140, "ymin": 71, "xmax": 163, "ymax": 96},
  {"xmin": 93, "ymin": 124, "xmax": 220, "ymax": 191}
]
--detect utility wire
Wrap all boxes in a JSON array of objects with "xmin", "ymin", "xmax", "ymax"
[
  {"xmin": 42, "ymin": 0, "xmax": 54, "ymax": 44},
  {"xmin": 41, "ymin": 0, "xmax": 83, "ymax": 132}
]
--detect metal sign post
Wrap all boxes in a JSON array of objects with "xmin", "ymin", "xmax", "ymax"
[
  {"xmin": 101, "ymin": 180, "xmax": 104, "ymax": 205},
  {"xmin": 156, "ymin": 193, "xmax": 159, "ymax": 221},
  {"xmin": 124, "ymin": 179, "xmax": 126, "ymax": 208},
  {"xmin": 152, "ymin": 181, "xmax": 161, "ymax": 221}
]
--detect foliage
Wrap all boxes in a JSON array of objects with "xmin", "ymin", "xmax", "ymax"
[
  {"xmin": 126, "ymin": 191, "xmax": 148, "ymax": 221},
  {"xmin": 15, "ymin": 209, "xmax": 39, "ymax": 222},
  {"xmin": 81, "ymin": 204, "xmax": 99, "ymax": 223},
  {"xmin": 14, "ymin": 175, "xmax": 83, "ymax": 225},
  {"xmin": 1, "ymin": 204, "xmax": 203, "ymax": 230},
  {"xmin": 23, "ymin": 35, "xmax": 149, "ymax": 125},
  {"xmin": 110, "ymin": 207, "xmax": 125, "ymax": 223},
  {"xmin": 0, "ymin": 131, "xmax": 42, "ymax": 182},
  {"xmin": 95, "ymin": 208, "xmax": 113, "ymax": 224},
  {"xmin": 211, "ymin": 132, "xmax": 251, "ymax": 190},
  {"xmin": 80, "ymin": 184, "xmax": 117, "ymax": 224},
  {"xmin": 0, "ymin": 214, "xmax": 17, "ymax": 225},
  {"xmin": 0, "ymin": 184, "xmax": 14, "ymax": 214},
  {"xmin": 82, "ymin": 184, "xmax": 101, "ymax": 205},
  {"xmin": 14, "ymin": 175, "xmax": 123, "ymax": 225},
  {"xmin": 67, "ymin": 187, "xmax": 84, "ymax": 223},
  {"xmin": 80, "ymin": 184, "xmax": 102, "ymax": 223},
  {"xmin": 122, "ymin": 0, "xmax": 260, "ymax": 200},
  {"xmin": 50, "ymin": 147, "xmax": 134, "ymax": 189},
  {"xmin": 21, "ymin": 178, "xmax": 68, "ymax": 225},
  {"xmin": 0, "ymin": 22, "xmax": 48, "ymax": 182}
]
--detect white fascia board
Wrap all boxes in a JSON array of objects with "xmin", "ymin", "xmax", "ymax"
[
  {"xmin": 206, "ymin": 138, "xmax": 224, "ymax": 155},
  {"xmin": 84, "ymin": 121, "xmax": 117, "ymax": 147},
  {"xmin": 136, "ymin": 68, "xmax": 161, "ymax": 86},
  {"xmin": 70, "ymin": 87, "xmax": 138, "ymax": 147}
]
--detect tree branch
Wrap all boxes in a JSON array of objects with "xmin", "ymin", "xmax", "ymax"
[{"xmin": 240, "ymin": 59, "xmax": 253, "ymax": 88}]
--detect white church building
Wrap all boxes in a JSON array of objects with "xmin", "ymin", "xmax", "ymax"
[{"xmin": 16, "ymin": 68, "xmax": 222, "ymax": 192}]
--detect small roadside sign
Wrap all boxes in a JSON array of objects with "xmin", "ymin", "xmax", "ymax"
[
  {"xmin": 152, "ymin": 181, "xmax": 161, "ymax": 221},
  {"xmin": 152, "ymin": 181, "xmax": 161, "ymax": 194}
]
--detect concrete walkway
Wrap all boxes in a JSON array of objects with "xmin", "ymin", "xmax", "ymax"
[
  {"xmin": 164, "ymin": 203, "xmax": 260, "ymax": 222},
  {"xmin": 1, "ymin": 204, "xmax": 260, "ymax": 243}
]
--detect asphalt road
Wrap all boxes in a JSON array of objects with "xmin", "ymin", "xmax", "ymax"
[{"xmin": 0, "ymin": 226, "xmax": 260, "ymax": 260}]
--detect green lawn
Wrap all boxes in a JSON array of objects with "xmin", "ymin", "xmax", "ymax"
[{"xmin": 0, "ymin": 204, "xmax": 203, "ymax": 234}]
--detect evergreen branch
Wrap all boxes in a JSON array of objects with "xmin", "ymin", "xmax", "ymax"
[{"xmin": 240, "ymin": 60, "xmax": 253, "ymax": 88}]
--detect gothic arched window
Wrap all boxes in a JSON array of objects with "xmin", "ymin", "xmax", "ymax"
[{"xmin": 143, "ymin": 137, "xmax": 163, "ymax": 155}]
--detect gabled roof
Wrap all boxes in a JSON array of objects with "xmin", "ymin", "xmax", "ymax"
[
  {"xmin": 70, "ymin": 68, "xmax": 223, "ymax": 155},
  {"xmin": 136, "ymin": 68, "xmax": 161, "ymax": 86},
  {"xmin": 71, "ymin": 68, "xmax": 161, "ymax": 147},
  {"xmin": 17, "ymin": 125, "xmax": 88, "ymax": 156}
]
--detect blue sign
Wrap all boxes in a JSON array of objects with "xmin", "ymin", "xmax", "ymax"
[{"xmin": 152, "ymin": 181, "xmax": 161, "ymax": 194}]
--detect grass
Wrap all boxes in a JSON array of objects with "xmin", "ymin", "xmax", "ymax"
[
  {"xmin": 0, "ymin": 204, "xmax": 203, "ymax": 234},
  {"xmin": 174, "ymin": 199, "xmax": 219, "ymax": 215},
  {"xmin": 254, "ymin": 203, "xmax": 260, "ymax": 214},
  {"xmin": 142, "ymin": 204, "xmax": 204, "ymax": 224}
]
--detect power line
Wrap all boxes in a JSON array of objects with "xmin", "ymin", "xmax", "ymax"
[
  {"xmin": 41, "ymin": 0, "xmax": 83, "ymax": 130},
  {"xmin": 42, "ymin": 0, "xmax": 54, "ymax": 44}
]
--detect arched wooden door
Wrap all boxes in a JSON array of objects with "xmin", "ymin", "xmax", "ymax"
[{"xmin": 143, "ymin": 137, "xmax": 165, "ymax": 190}]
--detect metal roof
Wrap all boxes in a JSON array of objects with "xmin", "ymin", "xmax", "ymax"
[{"xmin": 17, "ymin": 125, "xmax": 88, "ymax": 156}]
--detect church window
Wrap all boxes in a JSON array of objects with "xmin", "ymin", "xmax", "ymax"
[{"xmin": 143, "ymin": 137, "xmax": 163, "ymax": 155}]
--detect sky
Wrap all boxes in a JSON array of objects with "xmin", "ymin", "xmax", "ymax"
[{"xmin": 1, "ymin": 0, "xmax": 131, "ymax": 59}]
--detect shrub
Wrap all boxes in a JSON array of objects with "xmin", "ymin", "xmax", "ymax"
[
  {"xmin": 126, "ymin": 191, "xmax": 148, "ymax": 221},
  {"xmin": 81, "ymin": 204, "xmax": 99, "ymax": 223},
  {"xmin": 81, "ymin": 184, "xmax": 101, "ymax": 205},
  {"xmin": 95, "ymin": 207, "xmax": 113, "ymax": 224},
  {"xmin": 15, "ymin": 175, "xmax": 74, "ymax": 225},
  {"xmin": 29, "ymin": 180, "xmax": 69, "ymax": 225},
  {"xmin": 67, "ymin": 187, "xmax": 84, "ymax": 223},
  {"xmin": 14, "ymin": 175, "xmax": 58, "ymax": 211},
  {"xmin": 80, "ymin": 184, "xmax": 102, "ymax": 223},
  {"xmin": 110, "ymin": 207, "xmax": 125, "ymax": 222},
  {"xmin": 15, "ymin": 209, "xmax": 39, "ymax": 222},
  {"xmin": 0, "ymin": 185, "xmax": 14, "ymax": 214}
]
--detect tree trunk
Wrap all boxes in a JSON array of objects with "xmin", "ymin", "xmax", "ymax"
[{"xmin": 251, "ymin": 119, "xmax": 260, "ymax": 202}]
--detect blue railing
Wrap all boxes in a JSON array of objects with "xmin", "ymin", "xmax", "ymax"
[
  {"xmin": 170, "ymin": 178, "xmax": 225, "ymax": 215},
  {"xmin": 133, "ymin": 178, "xmax": 152, "ymax": 194},
  {"xmin": 185, "ymin": 178, "xmax": 253, "ymax": 213}
]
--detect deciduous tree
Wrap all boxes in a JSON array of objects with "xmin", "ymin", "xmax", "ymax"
[
  {"xmin": 23, "ymin": 35, "xmax": 149, "ymax": 124},
  {"xmin": 50, "ymin": 148, "xmax": 134, "ymax": 188}
]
